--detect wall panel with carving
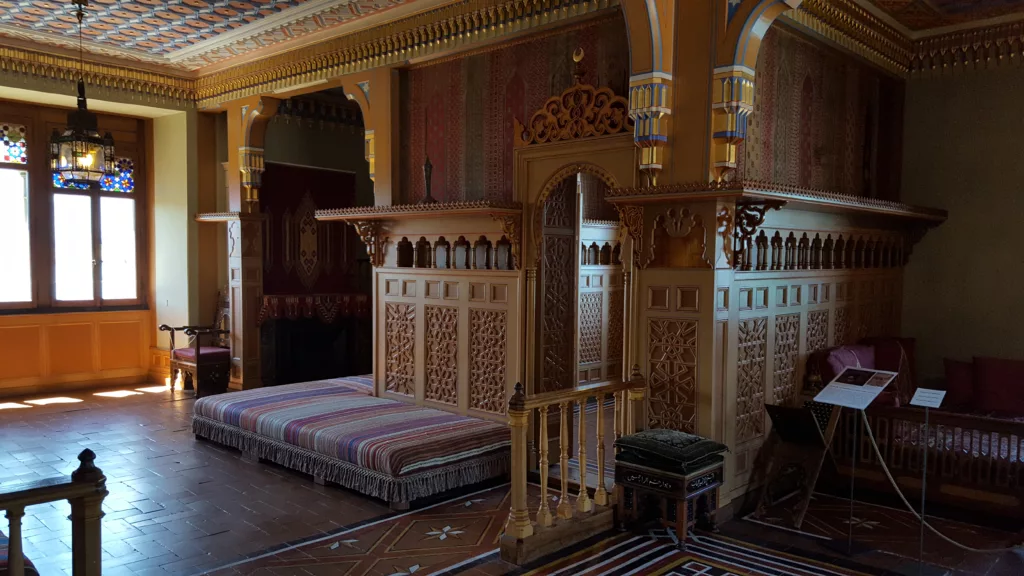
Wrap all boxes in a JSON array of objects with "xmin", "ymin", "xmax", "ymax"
[
  {"xmin": 376, "ymin": 270, "xmax": 520, "ymax": 422},
  {"xmin": 398, "ymin": 14, "xmax": 629, "ymax": 204}
]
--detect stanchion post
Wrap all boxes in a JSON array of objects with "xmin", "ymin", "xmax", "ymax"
[
  {"xmin": 848, "ymin": 409, "xmax": 858, "ymax": 555},
  {"xmin": 919, "ymin": 406, "xmax": 929, "ymax": 576}
]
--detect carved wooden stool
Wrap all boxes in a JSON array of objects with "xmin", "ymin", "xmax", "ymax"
[{"xmin": 614, "ymin": 429, "xmax": 728, "ymax": 550}]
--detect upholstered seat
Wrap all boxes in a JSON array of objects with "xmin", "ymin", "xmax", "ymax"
[
  {"xmin": 172, "ymin": 347, "xmax": 230, "ymax": 362},
  {"xmin": 1, "ymin": 532, "xmax": 39, "ymax": 576}
]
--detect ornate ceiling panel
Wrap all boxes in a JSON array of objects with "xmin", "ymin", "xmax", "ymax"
[
  {"xmin": 865, "ymin": 0, "xmax": 1024, "ymax": 32},
  {"xmin": 0, "ymin": 0, "xmax": 405, "ymax": 70}
]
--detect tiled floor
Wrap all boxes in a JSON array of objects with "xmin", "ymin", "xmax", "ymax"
[
  {"xmin": 0, "ymin": 385, "xmax": 390, "ymax": 576},
  {"xmin": 4, "ymin": 385, "xmax": 1021, "ymax": 576}
]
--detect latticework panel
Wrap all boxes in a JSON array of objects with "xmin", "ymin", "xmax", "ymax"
[
  {"xmin": 773, "ymin": 313, "xmax": 800, "ymax": 405},
  {"xmin": 647, "ymin": 318, "xmax": 697, "ymax": 433},
  {"xmin": 736, "ymin": 317, "xmax": 767, "ymax": 443},
  {"xmin": 385, "ymin": 302, "xmax": 416, "ymax": 396},
  {"xmin": 807, "ymin": 309, "xmax": 829, "ymax": 353},
  {"xmin": 578, "ymin": 292, "xmax": 602, "ymax": 364},
  {"xmin": 541, "ymin": 235, "xmax": 575, "ymax": 392},
  {"xmin": 425, "ymin": 305, "xmax": 458, "ymax": 405},
  {"xmin": 470, "ymin": 309, "xmax": 507, "ymax": 413},
  {"xmin": 835, "ymin": 306, "xmax": 851, "ymax": 346},
  {"xmin": 607, "ymin": 289, "xmax": 624, "ymax": 361}
]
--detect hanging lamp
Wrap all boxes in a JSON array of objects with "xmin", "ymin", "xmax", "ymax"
[{"xmin": 50, "ymin": 0, "xmax": 115, "ymax": 189}]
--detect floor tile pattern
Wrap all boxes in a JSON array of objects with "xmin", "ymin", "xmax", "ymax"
[
  {"xmin": 749, "ymin": 493, "xmax": 1024, "ymax": 576},
  {"xmin": 0, "ymin": 386, "xmax": 390, "ymax": 575}
]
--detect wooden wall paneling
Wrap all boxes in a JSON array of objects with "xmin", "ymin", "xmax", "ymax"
[{"xmin": 375, "ymin": 267, "xmax": 520, "ymax": 423}]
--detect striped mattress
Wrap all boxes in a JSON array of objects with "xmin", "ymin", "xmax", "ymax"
[{"xmin": 193, "ymin": 377, "xmax": 510, "ymax": 478}]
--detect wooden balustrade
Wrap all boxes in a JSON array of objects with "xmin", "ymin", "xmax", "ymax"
[
  {"xmin": 0, "ymin": 449, "xmax": 107, "ymax": 576},
  {"xmin": 502, "ymin": 376, "xmax": 646, "ymax": 563}
]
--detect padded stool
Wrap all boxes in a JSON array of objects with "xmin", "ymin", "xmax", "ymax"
[{"xmin": 614, "ymin": 429, "xmax": 728, "ymax": 549}]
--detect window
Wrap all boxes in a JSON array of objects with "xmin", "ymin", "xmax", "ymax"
[
  {"xmin": 0, "ymin": 168, "xmax": 31, "ymax": 303},
  {"xmin": 0, "ymin": 102, "xmax": 146, "ymax": 311},
  {"xmin": 53, "ymin": 156, "xmax": 139, "ymax": 304}
]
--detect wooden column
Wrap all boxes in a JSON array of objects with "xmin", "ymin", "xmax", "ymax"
[
  {"xmin": 70, "ymin": 450, "xmax": 107, "ymax": 576},
  {"xmin": 504, "ymin": 384, "xmax": 534, "ymax": 539},
  {"xmin": 5, "ymin": 507, "xmax": 24, "ymax": 576},
  {"xmin": 224, "ymin": 96, "xmax": 278, "ymax": 390}
]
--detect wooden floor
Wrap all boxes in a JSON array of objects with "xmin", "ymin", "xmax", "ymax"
[{"xmin": 0, "ymin": 384, "xmax": 391, "ymax": 576}]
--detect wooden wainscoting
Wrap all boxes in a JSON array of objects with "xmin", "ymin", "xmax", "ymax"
[{"xmin": 0, "ymin": 310, "xmax": 152, "ymax": 398}]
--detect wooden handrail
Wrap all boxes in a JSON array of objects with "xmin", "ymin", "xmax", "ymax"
[
  {"xmin": 502, "ymin": 370, "xmax": 647, "ymax": 564},
  {"xmin": 0, "ymin": 449, "xmax": 108, "ymax": 576},
  {"xmin": 523, "ymin": 378, "xmax": 634, "ymax": 409}
]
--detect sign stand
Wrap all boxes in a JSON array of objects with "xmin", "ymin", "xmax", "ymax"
[
  {"xmin": 813, "ymin": 367, "xmax": 898, "ymax": 557},
  {"xmin": 896, "ymin": 388, "xmax": 947, "ymax": 576}
]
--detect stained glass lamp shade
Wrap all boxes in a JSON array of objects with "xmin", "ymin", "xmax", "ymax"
[{"xmin": 50, "ymin": 80, "xmax": 115, "ymax": 188}]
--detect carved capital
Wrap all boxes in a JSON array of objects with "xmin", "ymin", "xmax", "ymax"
[
  {"xmin": 711, "ymin": 67, "xmax": 756, "ymax": 181},
  {"xmin": 629, "ymin": 75, "xmax": 672, "ymax": 186},
  {"xmin": 492, "ymin": 214, "xmax": 522, "ymax": 270},
  {"xmin": 616, "ymin": 205, "xmax": 644, "ymax": 269},
  {"xmin": 351, "ymin": 220, "xmax": 385, "ymax": 267}
]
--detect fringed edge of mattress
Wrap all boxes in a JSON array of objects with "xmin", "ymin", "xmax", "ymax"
[{"xmin": 192, "ymin": 415, "xmax": 509, "ymax": 504}]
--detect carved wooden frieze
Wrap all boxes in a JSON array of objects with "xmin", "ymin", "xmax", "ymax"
[
  {"xmin": 807, "ymin": 310, "xmax": 829, "ymax": 354},
  {"xmin": 385, "ymin": 302, "xmax": 415, "ymax": 396},
  {"xmin": 425, "ymin": 305, "xmax": 458, "ymax": 405},
  {"xmin": 647, "ymin": 318, "xmax": 698, "ymax": 433},
  {"xmin": 646, "ymin": 208, "xmax": 712, "ymax": 269},
  {"xmin": 736, "ymin": 317, "xmax": 767, "ymax": 443},
  {"xmin": 470, "ymin": 309, "xmax": 507, "ymax": 414},
  {"xmin": 513, "ymin": 74, "xmax": 631, "ymax": 147},
  {"xmin": 772, "ymin": 314, "xmax": 800, "ymax": 405}
]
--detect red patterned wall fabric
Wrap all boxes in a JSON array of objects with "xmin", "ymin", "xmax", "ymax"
[
  {"xmin": 399, "ymin": 15, "xmax": 629, "ymax": 204},
  {"xmin": 261, "ymin": 162, "xmax": 363, "ymax": 295},
  {"xmin": 739, "ymin": 26, "xmax": 904, "ymax": 199}
]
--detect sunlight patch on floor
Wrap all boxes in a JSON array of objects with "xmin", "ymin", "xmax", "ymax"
[
  {"xmin": 0, "ymin": 402, "xmax": 31, "ymax": 410},
  {"xmin": 24, "ymin": 397, "xmax": 83, "ymax": 405},
  {"xmin": 94, "ymin": 390, "xmax": 144, "ymax": 398},
  {"xmin": 136, "ymin": 385, "xmax": 171, "ymax": 393}
]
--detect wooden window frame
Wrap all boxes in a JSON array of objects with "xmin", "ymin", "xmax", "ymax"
[{"xmin": 0, "ymin": 99, "xmax": 148, "ymax": 314}]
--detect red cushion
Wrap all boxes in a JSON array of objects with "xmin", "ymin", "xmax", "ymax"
[
  {"xmin": 943, "ymin": 358, "xmax": 974, "ymax": 410},
  {"xmin": 973, "ymin": 357, "xmax": 1024, "ymax": 416},
  {"xmin": 172, "ymin": 347, "xmax": 230, "ymax": 362},
  {"xmin": 825, "ymin": 345, "xmax": 876, "ymax": 382}
]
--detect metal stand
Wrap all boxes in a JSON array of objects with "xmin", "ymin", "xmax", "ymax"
[
  {"xmin": 848, "ymin": 409, "xmax": 857, "ymax": 555},
  {"xmin": 919, "ymin": 407, "xmax": 929, "ymax": 575}
]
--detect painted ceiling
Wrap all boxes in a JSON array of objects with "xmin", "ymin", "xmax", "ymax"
[
  {"xmin": 866, "ymin": 0, "xmax": 1024, "ymax": 32},
  {"xmin": 0, "ymin": 0, "xmax": 406, "ymax": 71}
]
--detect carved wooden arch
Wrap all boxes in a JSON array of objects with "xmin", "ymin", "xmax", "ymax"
[
  {"xmin": 532, "ymin": 162, "xmax": 619, "ymax": 268},
  {"xmin": 719, "ymin": 0, "xmax": 802, "ymax": 70},
  {"xmin": 513, "ymin": 77, "xmax": 632, "ymax": 148}
]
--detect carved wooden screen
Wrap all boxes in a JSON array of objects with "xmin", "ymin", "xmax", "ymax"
[{"xmin": 539, "ymin": 177, "xmax": 579, "ymax": 392}]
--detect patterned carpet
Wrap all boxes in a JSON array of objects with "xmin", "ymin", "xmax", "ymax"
[
  {"xmin": 515, "ymin": 530, "xmax": 870, "ymax": 576},
  {"xmin": 748, "ymin": 493, "xmax": 1023, "ymax": 575}
]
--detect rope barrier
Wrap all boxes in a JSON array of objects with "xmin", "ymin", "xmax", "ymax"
[{"xmin": 858, "ymin": 409, "xmax": 1023, "ymax": 554}]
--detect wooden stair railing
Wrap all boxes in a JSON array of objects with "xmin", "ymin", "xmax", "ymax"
[
  {"xmin": 0, "ymin": 449, "xmax": 108, "ymax": 576},
  {"xmin": 502, "ymin": 373, "xmax": 646, "ymax": 563}
]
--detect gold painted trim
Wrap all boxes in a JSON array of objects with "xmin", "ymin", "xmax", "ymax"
[
  {"xmin": 315, "ymin": 200, "xmax": 523, "ymax": 222},
  {"xmin": 782, "ymin": 0, "xmax": 911, "ymax": 77},
  {"xmin": 0, "ymin": 46, "xmax": 195, "ymax": 105},
  {"xmin": 196, "ymin": 0, "xmax": 619, "ymax": 108}
]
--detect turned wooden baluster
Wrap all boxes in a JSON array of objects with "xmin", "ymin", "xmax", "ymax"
[
  {"xmin": 577, "ymin": 398, "xmax": 593, "ymax": 513},
  {"xmin": 536, "ymin": 405, "xmax": 553, "ymax": 527},
  {"xmin": 504, "ymin": 384, "xmax": 534, "ymax": 539},
  {"xmin": 6, "ymin": 506, "xmax": 24, "ymax": 576},
  {"xmin": 556, "ymin": 401, "xmax": 573, "ymax": 519},
  {"xmin": 594, "ymin": 393, "xmax": 609, "ymax": 506}
]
